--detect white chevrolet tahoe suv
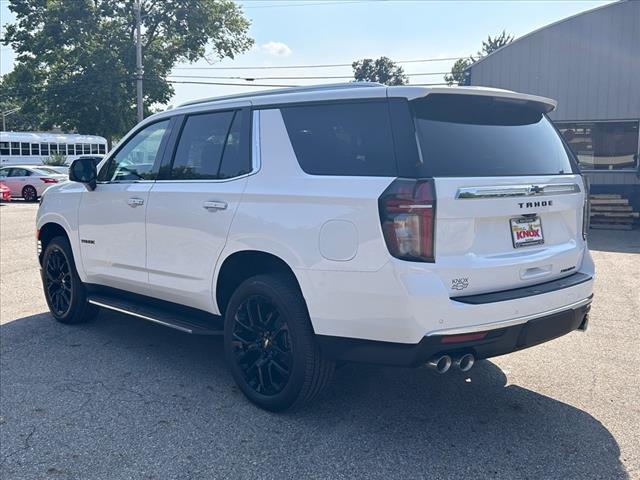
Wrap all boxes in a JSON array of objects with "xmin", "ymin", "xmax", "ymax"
[{"xmin": 37, "ymin": 83, "xmax": 594, "ymax": 411}]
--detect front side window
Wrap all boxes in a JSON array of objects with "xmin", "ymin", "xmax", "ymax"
[
  {"xmin": 169, "ymin": 110, "xmax": 238, "ymax": 180},
  {"xmin": 281, "ymin": 102, "xmax": 397, "ymax": 176},
  {"xmin": 100, "ymin": 120, "xmax": 170, "ymax": 182},
  {"xmin": 556, "ymin": 121, "xmax": 639, "ymax": 170}
]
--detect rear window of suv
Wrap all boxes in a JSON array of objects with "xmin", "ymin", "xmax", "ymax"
[
  {"xmin": 411, "ymin": 94, "xmax": 576, "ymax": 177},
  {"xmin": 280, "ymin": 101, "xmax": 397, "ymax": 176}
]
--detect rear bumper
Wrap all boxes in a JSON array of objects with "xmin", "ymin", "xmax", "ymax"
[{"xmin": 317, "ymin": 296, "xmax": 592, "ymax": 366}]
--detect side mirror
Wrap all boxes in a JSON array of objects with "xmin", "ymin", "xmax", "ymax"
[{"xmin": 69, "ymin": 157, "xmax": 98, "ymax": 191}]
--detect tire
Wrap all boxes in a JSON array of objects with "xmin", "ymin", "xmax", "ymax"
[
  {"xmin": 22, "ymin": 185, "xmax": 38, "ymax": 202},
  {"xmin": 41, "ymin": 235, "xmax": 99, "ymax": 324},
  {"xmin": 224, "ymin": 274, "xmax": 334, "ymax": 411}
]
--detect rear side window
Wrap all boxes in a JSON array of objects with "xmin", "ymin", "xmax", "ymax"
[
  {"xmin": 280, "ymin": 102, "xmax": 397, "ymax": 176},
  {"xmin": 170, "ymin": 110, "xmax": 250, "ymax": 180},
  {"xmin": 411, "ymin": 94, "xmax": 576, "ymax": 177}
]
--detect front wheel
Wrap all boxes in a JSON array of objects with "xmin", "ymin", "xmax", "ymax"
[
  {"xmin": 224, "ymin": 274, "xmax": 334, "ymax": 411},
  {"xmin": 41, "ymin": 236, "xmax": 99, "ymax": 324}
]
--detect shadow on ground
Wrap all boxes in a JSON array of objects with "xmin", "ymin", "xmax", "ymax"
[
  {"xmin": 0, "ymin": 311, "xmax": 628, "ymax": 479},
  {"xmin": 587, "ymin": 228, "xmax": 640, "ymax": 254}
]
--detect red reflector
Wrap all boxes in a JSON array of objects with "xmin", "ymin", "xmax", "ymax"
[{"xmin": 440, "ymin": 332, "xmax": 488, "ymax": 344}]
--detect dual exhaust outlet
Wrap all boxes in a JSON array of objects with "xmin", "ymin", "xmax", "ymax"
[{"xmin": 427, "ymin": 353, "xmax": 475, "ymax": 374}]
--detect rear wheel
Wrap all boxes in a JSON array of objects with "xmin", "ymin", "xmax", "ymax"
[
  {"xmin": 41, "ymin": 236, "xmax": 99, "ymax": 324},
  {"xmin": 22, "ymin": 185, "xmax": 37, "ymax": 202},
  {"xmin": 224, "ymin": 274, "xmax": 334, "ymax": 411}
]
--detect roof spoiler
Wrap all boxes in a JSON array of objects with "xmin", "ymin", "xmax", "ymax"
[{"xmin": 392, "ymin": 86, "xmax": 557, "ymax": 113}]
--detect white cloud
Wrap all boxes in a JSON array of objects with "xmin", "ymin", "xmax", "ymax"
[{"xmin": 260, "ymin": 41, "xmax": 292, "ymax": 57}]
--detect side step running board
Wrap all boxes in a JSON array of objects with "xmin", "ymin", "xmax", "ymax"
[{"xmin": 88, "ymin": 294, "xmax": 224, "ymax": 336}]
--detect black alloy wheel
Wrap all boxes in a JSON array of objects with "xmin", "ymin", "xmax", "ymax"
[
  {"xmin": 44, "ymin": 246, "xmax": 73, "ymax": 317},
  {"xmin": 224, "ymin": 274, "xmax": 334, "ymax": 411},
  {"xmin": 231, "ymin": 294, "xmax": 293, "ymax": 396},
  {"xmin": 41, "ymin": 236, "xmax": 99, "ymax": 324}
]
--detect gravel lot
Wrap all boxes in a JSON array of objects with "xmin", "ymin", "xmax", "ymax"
[{"xmin": 1, "ymin": 202, "xmax": 639, "ymax": 479}]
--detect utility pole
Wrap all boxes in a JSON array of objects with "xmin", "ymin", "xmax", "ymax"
[
  {"xmin": 1, "ymin": 108, "xmax": 20, "ymax": 131},
  {"xmin": 134, "ymin": 0, "xmax": 144, "ymax": 123}
]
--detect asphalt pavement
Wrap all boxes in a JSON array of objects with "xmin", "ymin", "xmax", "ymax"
[{"xmin": 1, "ymin": 202, "xmax": 639, "ymax": 479}]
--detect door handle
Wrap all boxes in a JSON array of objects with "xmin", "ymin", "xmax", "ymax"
[
  {"xmin": 127, "ymin": 197, "xmax": 145, "ymax": 207},
  {"xmin": 203, "ymin": 200, "xmax": 227, "ymax": 211}
]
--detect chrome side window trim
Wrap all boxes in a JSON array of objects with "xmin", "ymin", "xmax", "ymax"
[{"xmin": 455, "ymin": 183, "xmax": 581, "ymax": 199}]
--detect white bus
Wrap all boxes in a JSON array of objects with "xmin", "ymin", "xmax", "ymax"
[{"xmin": 0, "ymin": 131, "xmax": 108, "ymax": 166}]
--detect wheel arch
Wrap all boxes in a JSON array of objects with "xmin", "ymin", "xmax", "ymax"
[
  {"xmin": 38, "ymin": 221, "xmax": 71, "ymax": 266},
  {"xmin": 215, "ymin": 250, "xmax": 307, "ymax": 318}
]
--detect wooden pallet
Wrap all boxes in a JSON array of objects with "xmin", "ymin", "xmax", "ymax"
[
  {"xmin": 588, "ymin": 193, "xmax": 638, "ymax": 230},
  {"xmin": 590, "ymin": 223, "xmax": 633, "ymax": 230}
]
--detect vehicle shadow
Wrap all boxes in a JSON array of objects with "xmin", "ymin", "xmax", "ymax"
[
  {"xmin": 0, "ymin": 311, "xmax": 628, "ymax": 480},
  {"xmin": 588, "ymin": 228, "xmax": 640, "ymax": 254}
]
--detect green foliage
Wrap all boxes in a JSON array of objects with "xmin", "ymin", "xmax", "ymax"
[
  {"xmin": 1, "ymin": 0, "xmax": 253, "ymax": 142},
  {"xmin": 352, "ymin": 57, "xmax": 408, "ymax": 86},
  {"xmin": 42, "ymin": 153, "xmax": 68, "ymax": 166},
  {"xmin": 444, "ymin": 58, "xmax": 473, "ymax": 87},
  {"xmin": 445, "ymin": 30, "xmax": 514, "ymax": 86}
]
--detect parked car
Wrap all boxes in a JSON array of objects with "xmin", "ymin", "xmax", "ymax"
[
  {"xmin": 0, "ymin": 182, "xmax": 10, "ymax": 202},
  {"xmin": 0, "ymin": 166, "xmax": 67, "ymax": 202},
  {"xmin": 36, "ymin": 83, "xmax": 594, "ymax": 411}
]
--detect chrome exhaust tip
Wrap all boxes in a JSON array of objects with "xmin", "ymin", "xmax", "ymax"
[
  {"xmin": 427, "ymin": 355, "xmax": 452, "ymax": 374},
  {"xmin": 455, "ymin": 353, "xmax": 475, "ymax": 372}
]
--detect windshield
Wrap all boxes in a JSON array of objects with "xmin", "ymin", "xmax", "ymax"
[{"xmin": 411, "ymin": 94, "xmax": 577, "ymax": 177}]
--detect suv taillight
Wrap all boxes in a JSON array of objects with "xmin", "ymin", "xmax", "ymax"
[{"xmin": 378, "ymin": 179, "xmax": 436, "ymax": 262}]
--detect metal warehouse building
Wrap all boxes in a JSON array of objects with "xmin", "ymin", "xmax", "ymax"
[{"xmin": 466, "ymin": 0, "xmax": 640, "ymax": 210}]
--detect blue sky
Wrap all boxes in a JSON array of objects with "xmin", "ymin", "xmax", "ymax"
[{"xmin": 1, "ymin": 0, "xmax": 611, "ymax": 106}]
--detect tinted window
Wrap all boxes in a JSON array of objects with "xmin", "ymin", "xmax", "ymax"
[
  {"xmin": 100, "ymin": 120, "xmax": 170, "ymax": 182},
  {"xmin": 411, "ymin": 95, "xmax": 575, "ymax": 177},
  {"xmin": 31, "ymin": 143, "xmax": 40, "ymax": 155},
  {"xmin": 21, "ymin": 142, "xmax": 30, "ymax": 155},
  {"xmin": 281, "ymin": 102, "xmax": 397, "ymax": 176},
  {"xmin": 83, "ymin": 144, "xmax": 90, "ymax": 154},
  {"xmin": 40, "ymin": 143, "xmax": 49, "ymax": 155},
  {"xmin": 98, "ymin": 144, "xmax": 106, "ymax": 154},
  {"xmin": 170, "ymin": 111, "xmax": 235, "ymax": 180},
  {"xmin": 556, "ymin": 121, "xmax": 639, "ymax": 170},
  {"xmin": 0, "ymin": 142, "xmax": 9, "ymax": 155},
  {"xmin": 219, "ymin": 110, "xmax": 251, "ymax": 179},
  {"xmin": 10, "ymin": 168, "xmax": 29, "ymax": 177},
  {"xmin": 67, "ymin": 144, "xmax": 75, "ymax": 155}
]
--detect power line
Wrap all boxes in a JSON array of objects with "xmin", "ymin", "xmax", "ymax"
[
  {"xmin": 164, "ymin": 79, "xmax": 298, "ymax": 88},
  {"xmin": 167, "ymin": 71, "xmax": 450, "ymax": 81},
  {"xmin": 172, "ymin": 57, "xmax": 465, "ymax": 71},
  {"xmin": 243, "ymin": 1, "xmax": 369, "ymax": 8}
]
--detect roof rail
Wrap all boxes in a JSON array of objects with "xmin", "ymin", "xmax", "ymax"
[{"xmin": 178, "ymin": 82, "xmax": 384, "ymax": 108}]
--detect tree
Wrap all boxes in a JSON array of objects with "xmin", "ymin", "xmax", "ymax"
[
  {"xmin": 352, "ymin": 57, "xmax": 408, "ymax": 86},
  {"xmin": 1, "ymin": 0, "xmax": 253, "ymax": 144},
  {"xmin": 445, "ymin": 30, "xmax": 514, "ymax": 86}
]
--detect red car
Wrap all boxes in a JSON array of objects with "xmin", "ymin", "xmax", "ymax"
[{"xmin": 0, "ymin": 182, "xmax": 11, "ymax": 202}]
